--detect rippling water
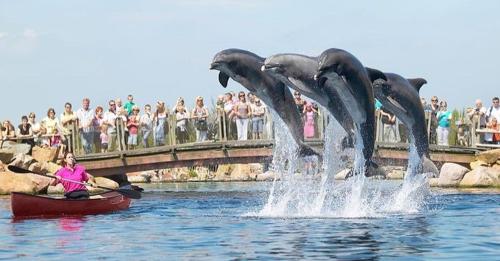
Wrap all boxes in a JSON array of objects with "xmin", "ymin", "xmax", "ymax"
[{"xmin": 0, "ymin": 181, "xmax": 498, "ymax": 260}]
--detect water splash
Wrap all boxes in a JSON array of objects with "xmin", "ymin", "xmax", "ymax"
[
  {"xmin": 251, "ymin": 113, "xmax": 430, "ymax": 219},
  {"xmin": 385, "ymin": 140, "xmax": 430, "ymax": 213}
]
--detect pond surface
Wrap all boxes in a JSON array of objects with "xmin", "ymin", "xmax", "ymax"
[{"xmin": 0, "ymin": 181, "xmax": 498, "ymax": 260}]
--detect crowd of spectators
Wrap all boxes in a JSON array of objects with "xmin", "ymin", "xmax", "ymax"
[{"xmin": 2, "ymin": 92, "xmax": 499, "ymax": 156}]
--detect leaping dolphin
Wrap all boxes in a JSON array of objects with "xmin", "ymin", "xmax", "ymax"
[
  {"xmin": 261, "ymin": 53, "xmax": 355, "ymax": 148},
  {"xmin": 314, "ymin": 48, "xmax": 383, "ymax": 176},
  {"xmin": 366, "ymin": 69, "xmax": 439, "ymax": 176},
  {"xmin": 210, "ymin": 48, "xmax": 320, "ymax": 157}
]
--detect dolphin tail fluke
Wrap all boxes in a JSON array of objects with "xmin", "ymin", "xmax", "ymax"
[{"xmin": 422, "ymin": 156, "xmax": 439, "ymax": 177}]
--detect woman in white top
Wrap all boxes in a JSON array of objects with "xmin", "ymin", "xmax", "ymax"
[
  {"xmin": 191, "ymin": 96, "xmax": 209, "ymax": 142},
  {"xmin": 140, "ymin": 104, "xmax": 154, "ymax": 148}
]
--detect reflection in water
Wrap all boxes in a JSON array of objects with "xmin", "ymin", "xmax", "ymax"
[{"xmin": 56, "ymin": 217, "xmax": 86, "ymax": 253}]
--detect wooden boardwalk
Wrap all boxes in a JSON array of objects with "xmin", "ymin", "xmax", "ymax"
[{"xmin": 77, "ymin": 139, "xmax": 481, "ymax": 177}]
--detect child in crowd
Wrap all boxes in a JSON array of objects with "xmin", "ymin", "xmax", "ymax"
[
  {"xmin": 127, "ymin": 105, "xmax": 140, "ymax": 149},
  {"xmin": 487, "ymin": 117, "xmax": 500, "ymax": 144},
  {"xmin": 100, "ymin": 124, "xmax": 109, "ymax": 153}
]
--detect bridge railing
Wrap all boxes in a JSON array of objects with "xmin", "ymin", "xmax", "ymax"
[{"xmin": 7, "ymin": 106, "xmax": 492, "ymax": 157}]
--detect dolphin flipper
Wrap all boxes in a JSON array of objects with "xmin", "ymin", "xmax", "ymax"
[{"xmin": 218, "ymin": 72, "xmax": 230, "ymax": 87}]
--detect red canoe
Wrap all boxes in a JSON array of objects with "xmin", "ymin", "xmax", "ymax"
[{"xmin": 11, "ymin": 191, "xmax": 131, "ymax": 218}]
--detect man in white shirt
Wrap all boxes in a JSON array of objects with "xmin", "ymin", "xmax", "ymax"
[
  {"xmin": 103, "ymin": 100, "xmax": 118, "ymax": 151},
  {"xmin": 76, "ymin": 98, "xmax": 95, "ymax": 154}
]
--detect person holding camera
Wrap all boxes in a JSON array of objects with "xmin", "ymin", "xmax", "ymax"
[{"xmin": 468, "ymin": 99, "xmax": 487, "ymax": 143}]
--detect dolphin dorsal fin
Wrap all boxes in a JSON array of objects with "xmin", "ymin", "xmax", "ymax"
[
  {"xmin": 407, "ymin": 78, "xmax": 427, "ymax": 92},
  {"xmin": 365, "ymin": 67, "xmax": 387, "ymax": 82}
]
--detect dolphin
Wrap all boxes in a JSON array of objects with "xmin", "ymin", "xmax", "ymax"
[
  {"xmin": 314, "ymin": 48, "xmax": 383, "ymax": 176},
  {"xmin": 261, "ymin": 53, "xmax": 355, "ymax": 147},
  {"xmin": 366, "ymin": 69, "xmax": 439, "ymax": 176},
  {"xmin": 210, "ymin": 48, "xmax": 319, "ymax": 157}
]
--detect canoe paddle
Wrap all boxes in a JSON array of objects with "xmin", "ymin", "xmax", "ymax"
[{"xmin": 7, "ymin": 165, "xmax": 141, "ymax": 199}]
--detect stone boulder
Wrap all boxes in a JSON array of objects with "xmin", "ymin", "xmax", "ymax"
[
  {"xmin": 230, "ymin": 164, "xmax": 255, "ymax": 181},
  {"xmin": 438, "ymin": 163, "xmax": 470, "ymax": 187},
  {"xmin": 0, "ymin": 147, "xmax": 15, "ymax": 163},
  {"xmin": 334, "ymin": 168, "xmax": 351, "ymax": 180},
  {"xmin": 459, "ymin": 166, "xmax": 500, "ymax": 187},
  {"xmin": 9, "ymin": 153, "xmax": 36, "ymax": 170},
  {"xmin": 26, "ymin": 173, "xmax": 53, "ymax": 193},
  {"xmin": 387, "ymin": 169, "xmax": 405, "ymax": 180},
  {"xmin": 213, "ymin": 164, "xmax": 233, "ymax": 181},
  {"xmin": 0, "ymin": 141, "xmax": 31, "ymax": 155},
  {"xmin": 32, "ymin": 146, "xmax": 60, "ymax": 162},
  {"xmin": 470, "ymin": 160, "xmax": 488, "ymax": 170},
  {"xmin": 476, "ymin": 149, "xmax": 500, "ymax": 164},
  {"xmin": 429, "ymin": 177, "xmax": 439, "ymax": 187},
  {"xmin": 40, "ymin": 161, "xmax": 62, "ymax": 174},
  {"xmin": 88, "ymin": 177, "xmax": 119, "ymax": 193},
  {"xmin": 0, "ymin": 171, "xmax": 38, "ymax": 194},
  {"xmin": 256, "ymin": 171, "xmax": 278, "ymax": 181},
  {"xmin": 47, "ymin": 183, "xmax": 64, "ymax": 194}
]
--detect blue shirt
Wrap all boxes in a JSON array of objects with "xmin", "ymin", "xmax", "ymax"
[
  {"xmin": 437, "ymin": 111, "xmax": 452, "ymax": 127},
  {"xmin": 375, "ymin": 99, "xmax": 382, "ymax": 110}
]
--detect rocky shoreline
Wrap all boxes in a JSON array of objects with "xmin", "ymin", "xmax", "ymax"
[{"xmin": 1, "ymin": 145, "xmax": 499, "ymax": 195}]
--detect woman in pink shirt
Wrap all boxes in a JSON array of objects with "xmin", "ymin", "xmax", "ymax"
[{"xmin": 51, "ymin": 152, "xmax": 95, "ymax": 199}]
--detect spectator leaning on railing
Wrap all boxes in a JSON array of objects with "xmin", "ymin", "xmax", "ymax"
[
  {"xmin": 251, "ymin": 98, "xmax": 266, "ymax": 140},
  {"xmin": 76, "ymin": 98, "xmax": 95, "ymax": 154},
  {"xmin": 1, "ymin": 120, "xmax": 16, "ymax": 140},
  {"xmin": 192, "ymin": 96, "xmax": 209, "ymax": 142},
  {"xmin": 467, "ymin": 99, "xmax": 487, "ymax": 143},
  {"xmin": 16, "ymin": 115, "xmax": 35, "ymax": 150},
  {"xmin": 140, "ymin": 104, "xmax": 153, "ymax": 148},
  {"xmin": 103, "ymin": 100, "xmax": 118, "ymax": 151},
  {"xmin": 234, "ymin": 91, "xmax": 251, "ymax": 141},
  {"xmin": 437, "ymin": 100, "xmax": 452, "ymax": 146}
]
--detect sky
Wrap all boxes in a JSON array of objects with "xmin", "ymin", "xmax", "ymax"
[{"xmin": 1, "ymin": 0, "xmax": 499, "ymax": 123}]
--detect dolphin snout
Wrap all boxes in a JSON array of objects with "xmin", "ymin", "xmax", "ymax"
[{"xmin": 209, "ymin": 62, "xmax": 220, "ymax": 70}]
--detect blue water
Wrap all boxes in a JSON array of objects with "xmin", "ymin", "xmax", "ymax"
[{"xmin": 0, "ymin": 181, "xmax": 498, "ymax": 260}]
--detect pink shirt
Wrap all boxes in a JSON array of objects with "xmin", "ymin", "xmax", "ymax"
[{"xmin": 55, "ymin": 164, "xmax": 89, "ymax": 193}]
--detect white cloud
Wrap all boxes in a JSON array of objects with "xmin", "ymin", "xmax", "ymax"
[
  {"xmin": 0, "ymin": 32, "xmax": 7, "ymax": 39},
  {"xmin": 23, "ymin": 29, "xmax": 38, "ymax": 39}
]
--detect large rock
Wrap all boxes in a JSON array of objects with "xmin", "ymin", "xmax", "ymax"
[
  {"xmin": 429, "ymin": 177, "xmax": 439, "ymax": 187},
  {"xmin": 438, "ymin": 163, "xmax": 470, "ymax": 187},
  {"xmin": 9, "ymin": 153, "xmax": 36, "ymax": 170},
  {"xmin": 32, "ymin": 146, "xmax": 60, "ymax": 162},
  {"xmin": 470, "ymin": 160, "xmax": 488, "ymax": 170},
  {"xmin": 213, "ymin": 164, "xmax": 233, "ymax": 181},
  {"xmin": 334, "ymin": 168, "xmax": 351, "ymax": 180},
  {"xmin": 256, "ymin": 171, "xmax": 278, "ymax": 181},
  {"xmin": 47, "ymin": 183, "xmax": 64, "ymax": 194},
  {"xmin": 88, "ymin": 177, "xmax": 119, "ymax": 193},
  {"xmin": 40, "ymin": 161, "xmax": 62, "ymax": 174},
  {"xmin": 230, "ymin": 164, "xmax": 255, "ymax": 181},
  {"xmin": 459, "ymin": 166, "xmax": 500, "ymax": 187},
  {"xmin": 0, "ymin": 147, "xmax": 15, "ymax": 163},
  {"xmin": 0, "ymin": 171, "xmax": 38, "ymax": 195},
  {"xmin": 26, "ymin": 173, "xmax": 53, "ymax": 193},
  {"xmin": 387, "ymin": 169, "xmax": 405, "ymax": 180},
  {"xmin": 476, "ymin": 149, "xmax": 500, "ymax": 164},
  {"xmin": 1, "ymin": 142, "xmax": 31, "ymax": 155}
]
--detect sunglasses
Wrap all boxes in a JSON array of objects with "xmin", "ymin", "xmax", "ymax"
[
  {"xmin": 109, "ymin": 104, "xmax": 116, "ymax": 106},
  {"xmin": 29, "ymin": 116, "xmax": 35, "ymax": 118}
]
